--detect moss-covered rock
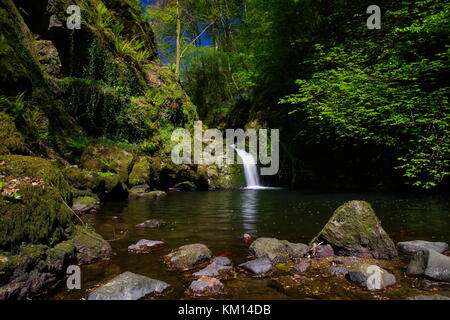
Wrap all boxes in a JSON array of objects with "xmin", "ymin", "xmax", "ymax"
[
  {"xmin": 45, "ymin": 240, "xmax": 76, "ymax": 273},
  {"xmin": 68, "ymin": 225, "xmax": 112, "ymax": 265},
  {"xmin": 62, "ymin": 166, "xmax": 127, "ymax": 200},
  {"xmin": 80, "ymin": 144, "xmax": 134, "ymax": 184},
  {"xmin": 249, "ymin": 237, "xmax": 309, "ymax": 262},
  {"xmin": 128, "ymin": 156, "xmax": 151, "ymax": 187},
  {"xmin": 71, "ymin": 196, "xmax": 99, "ymax": 214},
  {"xmin": 164, "ymin": 244, "xmax": 212, "ymax": 270},
  {"xmin": 0, "ymin": 155, "xmax": 74, "ymax": 251},
  {"xmin": 0, "ymin": 113, "xmax": 28, "ymax": 155},
  {"xmin": 310, "ymin": 201, "xmax": 398, "ymax": 260},
  {"xmin": 197, "ymin": 164, "xmax": 245, "ymax": 189}
]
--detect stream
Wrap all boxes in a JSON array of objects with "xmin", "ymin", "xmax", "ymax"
[{"xmin": 47, "ymin": 189, "xmax": 450, "ymax": 300}]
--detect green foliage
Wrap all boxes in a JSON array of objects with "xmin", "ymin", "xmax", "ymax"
[
  {"xmin": 281, "ymin": 0, "xmax": 450, "ymax": 189},
  {"xmin": 0, "ymin": 92, "xmax": 26, "ymax": 120}
]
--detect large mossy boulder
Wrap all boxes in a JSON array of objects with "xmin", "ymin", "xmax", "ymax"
[
  {"xmin": 128, "ymin": 157, "xmax": 151, "ymax": 187},
  {"xmin": 0, "ymin": 155, "xmax": 73, "ymax": 250},
  {"xmin": 249, "ymin": 237, "xmax": 309, "ymax": 262},
  {"xmin": 68, "ymin": 225, "xmax": 112, "ymax": 265},
  {"xmin": 310, "ymin": 200, "xmax": 398, "ymax": 259},
  {"xmin": 0, "ymin": 113, "xmax": 28, "ymax": 155},
  {"xmin": 62, "ymin": 166, "xmax": 128, "ymax": 200},
  {"xmin": 80, "ymin": 144, "xmax": 134, "ymax": 184}
]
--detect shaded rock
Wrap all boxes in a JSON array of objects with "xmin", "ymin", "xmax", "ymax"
[
  {"xmin": 172, "ymin": 181, "xmax": 196, "ymax": 191},
  {"xmin": 69, "ymin": 226, "xmax": 112, "ymax": 265},
  {"xmin": 164, "ymin": 244, "xmax": 212, "ymax": 270},
  {"xmin": 418, "ymin": 278, "xmax": 450, "ymax": 291},
  {"xmin": 249, "ymin": 237, "xmax": 309, "ymax": 262},
  {"xmin": 129, "ymin": 185, "xmax": 166, "ymax": 199},
  {"xmin": 331, "ymin": 257, "xmax": 344, "ymax": 265},
  {"xmin": 239, "ymin": 257, "xmax": 272, "ymax": 275},
  {"xmin": 80, "ymin": 144, "xmax": 134, "ymax": 184},
  {"xmin": 128, "ymin": 157, "xmax": 151, "ymax": 187},
  {"xmin": 294, "ymin": 261, "xmax": 310, "ymax": 274},
  {"xmin": 212, "ymin": 256, "xmax": 232, "ymax": 266},
  {"xmin": 398, "ymin": 240, "xmax": 448, "ymax": 255},
  {"xmin": 406, "ymin": 249, "xmax": 450, "ymax": 282},
  {"xmin": 192, "ymin": 262, "xmax": 232, "ymax": 278},
  {"xmin": 189, "ymin": 276, "xmax": 223, "ymax": 295},
  {"xmin": 311, "ymin": 200, "xmax": 398, "ymax": 259},
  {"xmin": 406, "ymin": 294, "xmax": 450, "ymax": 300},
  {"xmin": 346, "ymin": 265, "xmax": 396, "ymax": 290},
  {"xmin": 128, "ymin": 240, "xmax": 167, "ymax": 254},
  {"xmin": 135, "ymin": 219, "xmax": 166, "ymax": 229},
  {"xmin": 243, "ymin": 233, "xmax": 256, "ymax": 246},
  {"xmin": 329, "ymin": 267, "xmax": 348, "ymax": 275},
  {"xmin": 87, "ymin": 272, "xmax": 170, "ymax": 300},
  {"xmin": 45, "ymin": 241, "xmax": 76, "ymax": 273},
  {"xmin": 314, "ymin": 244, "xmax": 334, "ymax": 258},
  {"xmin": 71, "ymin": 196, "xmax": 99, "ymax": 214}
]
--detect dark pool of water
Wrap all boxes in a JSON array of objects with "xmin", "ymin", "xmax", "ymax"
[{"xmin": 48, "ymin": 189, "xmax": 450, "ymax": 300}]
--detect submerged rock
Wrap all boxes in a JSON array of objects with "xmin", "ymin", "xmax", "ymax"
[
  {"xmin": 398, "ymin": 240, "xmax": 448, "ymax": 255},
  {"xmin": 239, "ymin": 257, "xmax": 272, "ymax": 275},
  {"xmin": 249, "ymin": 237, "xmax": 309, "ymax": 262},
  {"xmin": 88, "ymin": 272, "xmax": 170, "ymax": 300},
  {"xmin": 71, "ymin": 196, "xmax": 99, "ymax": 214},
  {"xmin": 407, "ymin": 249, "xmax": 450, "ymax": 282},
  {"xmin": 310, "ymin": 200, "xmax": 398, "ymax": 259},
  {"xmin": 135, "ymin": 219, "xmax": 167, "ymax": 229},
  {"xmin": 128, "ymin": 185, "xmax": 167, "ymax": 200},
  {"xmin": 189, "ymin": 276, "xmax": 224, "ymax": 295},
  {"xmin": 128, "ymin": 240, "xmax": 167, "ymax": 254},
  {"xmin": 294, "ymin": 261, "xmax": 310, "ymax": 274},
  {"xmin": 328, "ymin": 267, "xmax": 348, "ymax": 276},
  {"xmin": 164, "ymin": 244, "xmax": 212, "ymax": 270},
  {"xmin": 346, "ymin": 265, "xmax": 396, "ymax": 290}
]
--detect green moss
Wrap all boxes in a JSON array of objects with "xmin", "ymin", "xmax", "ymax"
[
  {"xmin": 128, "ymin": 156, "xmax": 150, "ymax": 186},
  {"xmin": 0, "ymin": 112, "xmax": 28, "ymax": 155},
  {"xmin": 80, "ymin": 144, "xmax": 134, "ymax": 184},
  {"xmin": 0, "ymin": 155, "xmax": 71, "ymax": 201}
]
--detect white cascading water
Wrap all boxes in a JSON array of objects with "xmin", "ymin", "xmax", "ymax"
[{"xmin": 232, "ymin": 145, "xmax": 262, "ymax": 188}]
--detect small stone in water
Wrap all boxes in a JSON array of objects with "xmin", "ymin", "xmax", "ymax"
[
  {"xmin": 328, "ymin": 267, "xmax": 348, "ymax": 275},
  {"xmin": 315, "ymin": 244, "xmax": 334, "ymax": 258},
  {"xmin": 189, "ymin": 276, "xmax": 224, "ymax": 294},
  {"xmin": 294, "ymin": 261, "xmax": 310, "ymax": 274},
  {"xmin": 212, "ymin": 256, "xmax": 232, "ymax": 266},
  {"xmin": 128, "ymin": 239, "xmax": 167, "ymax": 253},
  {"xmin": 243, "ymin": 234, "xmax": 256, "ymax": 246},
  {"xmin": 239, "ymin": 257, "xmax": 272, "ymax": 275}
]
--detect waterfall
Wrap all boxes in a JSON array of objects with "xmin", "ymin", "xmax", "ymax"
[{"xmin": 232, "ymin": 145, "xmax": 262, "ymax": 188}]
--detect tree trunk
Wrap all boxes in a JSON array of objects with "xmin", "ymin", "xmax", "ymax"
[{"xmin": 175, "ymin": 0, "xmax": 181, "ymax": 78}]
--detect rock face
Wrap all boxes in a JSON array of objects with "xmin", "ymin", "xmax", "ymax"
[
  {"xmin": 311, "ymin": 201, "xmax": 398, "ymax": 259},
  {"xmin": 69, "ymin": 226, "xmax": 112, "ymax": 265},
  {"xmin": 398, "ymin": 240, "xmax": 448, "ymax": 255},
  {"xmin": 88, "ymin": 272, "xmax": 170, "ymax": 300},
  {"xmin": 135, "ymin": 219, "xmax": 167, "ymax": 229},
  {"xmin": 71, "ymin": 196, "xmax": 99, "ymax": 214},
  {"xmin": 249, "ymin": 237, "xmax": 309, "ymax": 262},
  {"xmin": 239, "ymin": 257, "xmax": 272, "ymax": 275},
  {"xmin": 128, "ymin": 240, "xmax": 167, "ymax": 254},
  {"xmin": 346, "ymin": 265, "xmax": 396, "ymax": 290},
  {"xmin": 164, "ymin": 244, "xmax": 212, "ymax": 270},
  {"xmin": 189, "ymin": 276, "xmax": 224, "ymax": 295},
  {"xmin": 407, "ymin": 249, "xmax": 450, "ymax": 282}
]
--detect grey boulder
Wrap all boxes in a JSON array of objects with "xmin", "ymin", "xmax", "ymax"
[
  {"xmin": 346, "ymin": 265, "xmax": 396, "ymax": 290},
  {"xmin": 88, "ymin": 272, "xmax": 170, "ymax": 300},
  {"xmin": 249, "ymin": 237, "xmax": 309, "ymax": 262},
  {"xmin": 239, "ymin": 257, "xmax": 272, "ymax": 275},
  {"xmin": 407, "ymin": 249, "xmax": 450, "ymax": 282},
  {"xmin": 398, "ymin": 240, "xmax": 448, "ymax": 255}
]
